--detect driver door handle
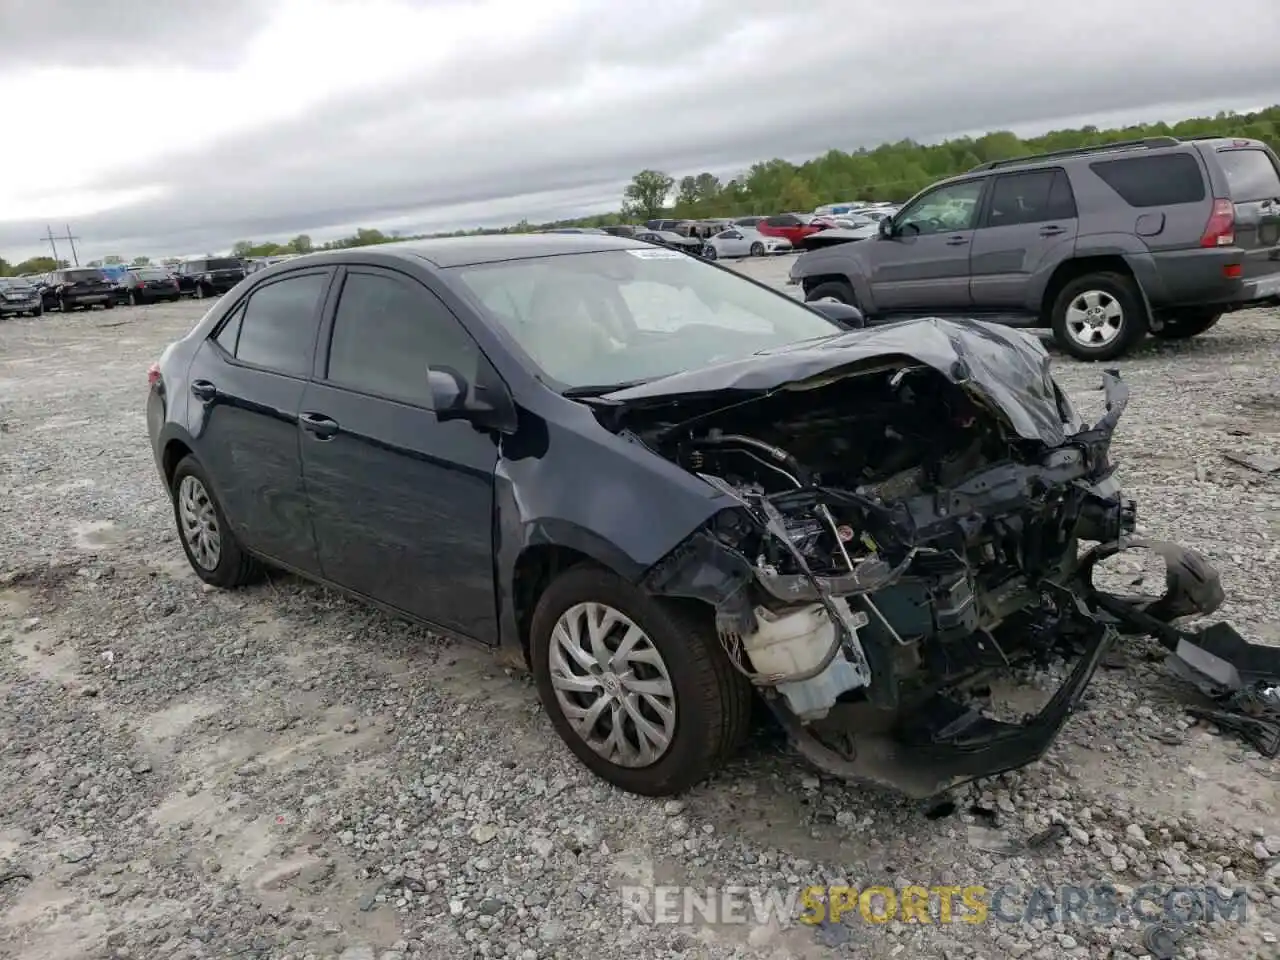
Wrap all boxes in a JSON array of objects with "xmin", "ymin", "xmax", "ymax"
[
  {"xmin": 299, "ymin": 412, "xmax": 339, "ymax": 439},
  {"xmin": 1039, "ymin": 225, "xmax": 1066, "ymax": 237},
  {"xmin": 945, "ymin": 235, "xmax": 969, "ymax": 246}
]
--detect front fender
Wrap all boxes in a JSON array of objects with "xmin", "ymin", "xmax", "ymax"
[{"xmin": 491, "ymin": 407, "xmax": 736, "ymax": 663}]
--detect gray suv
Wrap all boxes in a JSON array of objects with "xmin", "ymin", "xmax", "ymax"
[{"xmin": 789, "ymin": 136, "xmax": 1280, "ymax": 360}]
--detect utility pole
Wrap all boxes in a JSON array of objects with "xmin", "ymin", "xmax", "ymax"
[
  {"xmin": 42, "ymin": 225, "xmax": 60, "ymax": 265},
  {"xmin": 62, "ymin": 224, "xmax": 80, "ymax": 266}
]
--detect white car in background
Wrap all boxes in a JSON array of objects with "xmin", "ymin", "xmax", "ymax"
[{"xmin": 702, "ymin": 226, "xmax": 792, "ymax": 260}]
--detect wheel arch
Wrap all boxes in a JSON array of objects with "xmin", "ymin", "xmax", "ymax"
[{"xmin": 1037, "ymin": 255, "xmax": 1146, "ymax": 327}]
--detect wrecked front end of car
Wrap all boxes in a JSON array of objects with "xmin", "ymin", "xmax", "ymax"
[{"xmin": 592, "ymin": 318, "xmax": 1274, "ymax": 797}]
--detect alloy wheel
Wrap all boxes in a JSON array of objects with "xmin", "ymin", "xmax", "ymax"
[
  {"xmin": 547, "ymin": 601, "xmax": 676, "ymax": 768},
  {"xmin": 1064, "ymin": 289, "xmax": 1124, "ymax": 347},
  {"xmin": 177, "ymin": 475, "xmax": 221, "ymax": 570}
]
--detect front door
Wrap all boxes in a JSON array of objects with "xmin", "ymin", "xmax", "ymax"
[
  {"xmin": 299, "ymin": 266, "xmax": 499, "ymax": 642},
  {"xmin": 867, "ymin": 178, "xmax": 986, "ymax": 312},
  {"xmin": 187, "ymin": 269, "xmax": 333, "ymax": 573},
  {"xmin": 969, "ymin": 167, "xmax": 1079, "ymax": 309}
]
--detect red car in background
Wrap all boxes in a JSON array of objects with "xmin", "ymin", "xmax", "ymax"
[{"xmin": 756, "ymin": 213, "xmax": 831, "ymax": 245}]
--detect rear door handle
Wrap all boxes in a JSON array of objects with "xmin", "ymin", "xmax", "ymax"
[
  {"xmin": 1039, "ymin": 225, "xmax": 1066, "ymax": 237},
  {"xmin": 945, "ymin": 235, "xmax": 969, "ymax": 246},
  {"xmin": 299, "ymin": 412, "xmax": 339, "ymax": 439},
  {"xmin": 190, "ymin": 379, "xmax": 218, "ymax": 401}
]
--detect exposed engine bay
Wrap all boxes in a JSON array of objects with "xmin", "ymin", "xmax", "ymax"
[{"xmin": 598, "ymin": 321, "xmax": 1280, "ymax": 797}]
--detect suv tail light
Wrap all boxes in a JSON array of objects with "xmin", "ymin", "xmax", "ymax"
[
  {"xmin": 147, "ymin": 362, "xmax": 161, "ymax": 387},
  {"xmin": 1199, "ymin": 198, "xmax": 1235, "ymax": 248}
]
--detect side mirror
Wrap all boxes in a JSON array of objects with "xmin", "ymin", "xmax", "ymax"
[
  {"xmin": 807, "ymin": 300, "xmax": 865, "ymax": 329},
  {"xmin": 878, "ymin": 218, "xmax": 894, "ymax": 239},
  {"xmin": 428, "ymin": 364, "xmax": 518, "ymax": 434}
]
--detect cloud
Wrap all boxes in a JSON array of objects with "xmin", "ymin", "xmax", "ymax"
[
  {"xmin": 2, "ymin": 0, "xmax": 1278, "ymax": 260},
  {"xmin": 0, "ymin": 0, "xmax": 265, "ymax": 69}
]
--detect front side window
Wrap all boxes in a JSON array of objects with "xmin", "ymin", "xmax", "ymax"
[
  {"xmin": 896, "ymin": 180, "xmax": 985, "ymax": 235},
  {"xmin": 232, "ymin": 273, "xmax": 328, "ymax": 376},
  {"xmin": 449, "ymin": 248, "xmax": 839, "ymax": 390},
  {"xmin": 325, "ymin": 270, "xmax": 479, "ymax": 407}
]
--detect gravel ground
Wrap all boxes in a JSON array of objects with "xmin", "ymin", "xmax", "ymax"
[{"xmin": 1, "ymin": 259, "xmax": 1279, "ymax": 960}]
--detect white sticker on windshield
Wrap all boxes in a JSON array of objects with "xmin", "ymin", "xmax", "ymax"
[{"xmin": 626, "ymin": 247, "xmax": 685, "ymax": 260}]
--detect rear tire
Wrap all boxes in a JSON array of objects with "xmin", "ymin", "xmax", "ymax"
[
  {"xmin": 530, "ymin": 565, "xmax": 751, "ymax": 796},
  {"xmin": 1152, "ymin": 310, "xmax": 1221, "ymax": 340},
  {"xmin": 170, "ymin": 455, "xmax": 263, "ymax": 588},
  {"xmin": 194, "ymin": 284, "xmax": 205, "ymax": 300},
  {"xmin": 805, "ymin": 280, "xmax": 856, "ymax": 306},
  {"xmin": 129, "ymin": 291, "xmax": 139, "ymax": 306},
  {"xmin": 59, "ymin": 297, "xmax": 71, "ymax": 313},
  {"xmin": 1050, "ymin": 272, "xmax": 1147, "ymax": 362},
  {"xmin": 103, "ymin": 300, "xmax": 114, "ymax": 310}
]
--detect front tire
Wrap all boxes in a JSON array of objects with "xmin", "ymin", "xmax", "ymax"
[
  {"xmin": 749, "ymin": 242, "xmax": 765, "ymax": 256},
  {"xmin": 1050, "ymin": 272, "xmax": 1147, "ymax": 361},
  {"xmin": 170, "ymin": 456, "xmax": 263, "ymax": 588},
  {"xmin": 530, "ymin": 565, "xmax": 751, "ymax": 796},
  {"xmin": 703, "ymin": 245, "xmax": 717, "ymax": 261},
  {"xmin": 804, "ymin": 280, "xmax": 856, "ymax": 306},
  {"xmin": 1152, "ymin": 310, "xmax": 1221, "ymax": 340}
]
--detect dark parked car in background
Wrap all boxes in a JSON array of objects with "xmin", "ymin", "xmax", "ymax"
[
  {"xmin": 789, "ymin": 135, "xmax": 1280, "ymax": 360},
  {"xmin": 145, "ymin": 233, "xmax": 1230, "ymax": 800},
  {"xmin": 175, "ymin": 258, "xmax": 247, "ymax": 299},
  {"xmin": 121, "ymin": 267, "xmax": 182, "ymax": 305},
  {"xmin": 40, "ymin": 267, "xmax": 115, "ymax": 312},
  {"xmin": 0, "ymin": 277, "xmax": 43, "ymax": 317},
  {"xmin": 633, "ymin": 229, "xmax": 705, "ymax": 256}
]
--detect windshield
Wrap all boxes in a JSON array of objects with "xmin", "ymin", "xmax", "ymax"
[{"xmin": 449, "ymin": 248, "xmax": 839, "ymax": 390}]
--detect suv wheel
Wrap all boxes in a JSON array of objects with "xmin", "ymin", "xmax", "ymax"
[
  {"xmin": 129, "ymin": 291, "xmax": 139, "ymax": 307},
  {"xmin": 59, "ymin": 297, "xmax": 71, "ymax": 313},
  {"xmin": 1050, "ymin": 272, "xmax": 1147, "ymax": 361},
  {"xmin": 804, "ymin": 280, "xmax": 856, "ymax": 307},
  {"xmin": 170, "ymin": 455, "xmax": 263, "ymax": 588},
  {"xmin": 529, "ymin": 565, "xmax": 751, "ymax": 796},
  {"xmin": 194, "ymin": 284, "xmax": 205, "ymax": 300},
  {"xmin": 1152, "ymin": 310, "xmax": 1221, "ymax": 340}
]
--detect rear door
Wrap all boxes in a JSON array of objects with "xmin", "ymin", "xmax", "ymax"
[
  {"xmin": 1214, "ymin": 145, "xmax": 1280, "ymax": 289},
  {"xmin": 299, "ymin": 266, "xmax": 499, "ymax": 641},
  {"xmin": 187, "ymin": 269, "xmax": 333, "ymax": 574},
  {"xmin": 867, "ymin": 178, "xmax": 986, "ymax": 311},
  {"xmin": 969, "ymin": 167, "xmax": 1079, "ymax": 309}
]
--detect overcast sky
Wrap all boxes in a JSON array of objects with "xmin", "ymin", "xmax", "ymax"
[{"xmin": 1, "ymin": 0, "xmax": 1278, "ymax": 262}]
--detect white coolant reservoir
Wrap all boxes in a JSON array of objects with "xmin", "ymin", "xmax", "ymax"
[{"xmin": 742, "ymin": 599, "xmax": 871, "ymax": 720}]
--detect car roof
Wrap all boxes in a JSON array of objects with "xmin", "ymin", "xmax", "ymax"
[{"xmin": 288, "ymin": 233, "xmax": 652, "ymax": 269}]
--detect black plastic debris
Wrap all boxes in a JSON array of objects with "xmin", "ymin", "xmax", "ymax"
[{"xmin": 1141, "ymin": 920, "xmax": 1187, "ymax": 960}]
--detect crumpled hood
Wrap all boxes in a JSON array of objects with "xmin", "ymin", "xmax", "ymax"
[{"xmin": 601, "ymin": 317, "xmax": 1083, "ymax": 446}]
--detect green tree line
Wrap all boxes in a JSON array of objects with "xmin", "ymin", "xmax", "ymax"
[{"xmin": 3, "ymin": 105, "xmax": 1277, "ymax": 276}]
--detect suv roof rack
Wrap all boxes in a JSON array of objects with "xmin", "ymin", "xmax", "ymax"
[{"xmin": 968, "ymin": 136, "xmax": 1181, "ymax": 172}]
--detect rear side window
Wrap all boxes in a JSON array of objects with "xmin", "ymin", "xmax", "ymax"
[
  {"xmin": 1216, "ymin": 149, "xmax": 1280, "ymax": 202},
  {"xmin": 986, "ymin": 168, "xmax": 1077, "ymax": 226},
  {"xmin": 1089, "ymin": 153, "xmax": 1206, "ymax": 207},
  {"xmin": 232, "ymin": 273, "xmax": 328, "ymax": 376},
  {"xmin": 325, "ymin": 270, "xmax": 480, "ymax": 407}
]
